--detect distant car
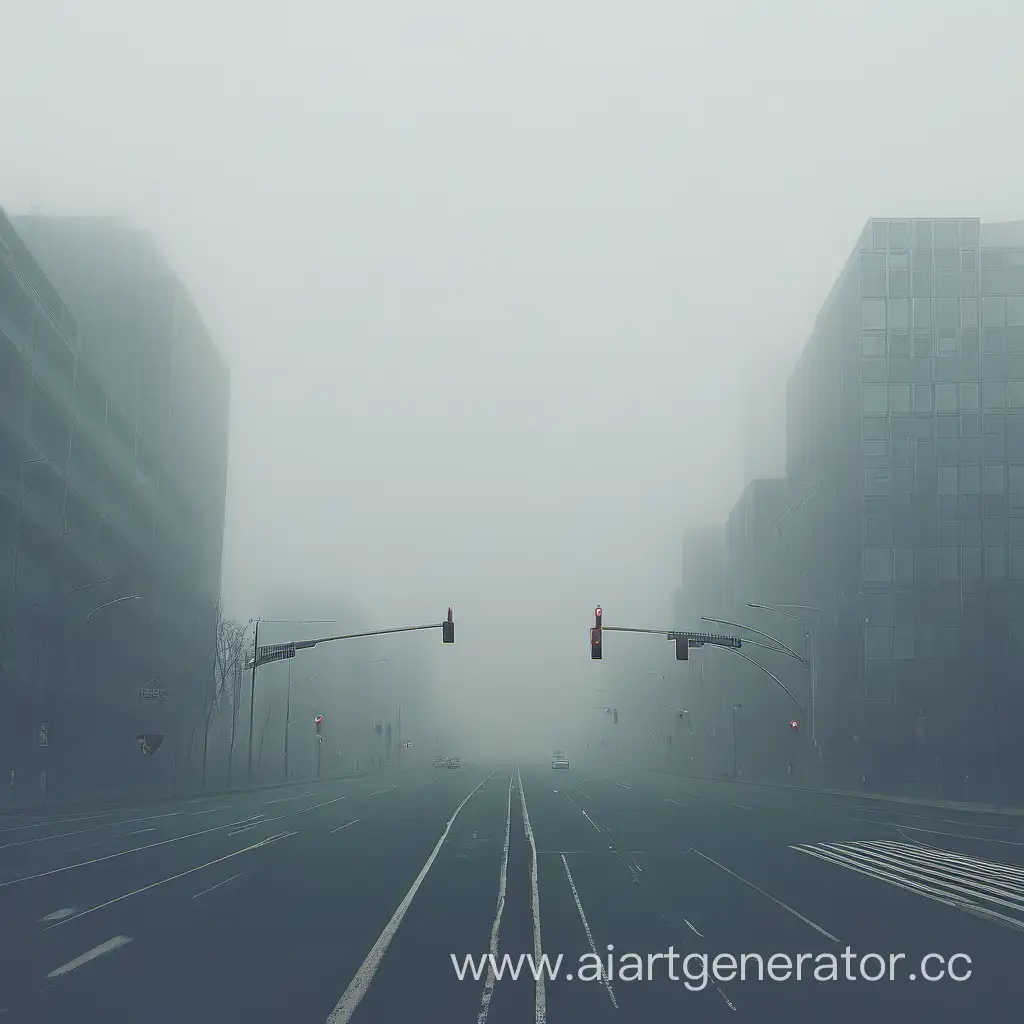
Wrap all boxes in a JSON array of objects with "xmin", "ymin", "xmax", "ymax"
[
  {"xmin": 446, "ymin": 757, "xmax": 462, "ymax": 769},
  {"xmin": 552, "ymin": 757, "xmax": 569, "ymax": 770},
  {"xmin": 432, "ymin": 757, "xmax": 446, "ymax": 767}
]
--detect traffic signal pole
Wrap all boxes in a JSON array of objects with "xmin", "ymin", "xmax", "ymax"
[{"xmin": 245, "ymin": 610, "xmax": 454, "ymax": 786}]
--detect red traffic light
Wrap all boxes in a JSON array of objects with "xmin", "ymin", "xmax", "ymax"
[
  {"xmin": 789, "ymin": 719, "xmax": 799, "ymax": 731},
  {"xmin": 314, "ymin": 715, "xmax": 323, "ymax": 724}
]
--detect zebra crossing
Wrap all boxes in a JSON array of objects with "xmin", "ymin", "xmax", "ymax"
[{"xmin": 791, "ymin": 839, "xmax": 1024, "ymax": 932}]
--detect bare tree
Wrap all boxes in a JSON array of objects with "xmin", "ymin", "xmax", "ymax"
[
  {"xmin": 202, "ymin": 600, "xmax": 249, "ymax": 790},
  {"xmin": 224, "ymin": 615, "xmax": 251, "ymax": 787}
]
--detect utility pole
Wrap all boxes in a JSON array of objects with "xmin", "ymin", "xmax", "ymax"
[
  {"xmin": 283, "ymin": 659, "xmax": 291, "ymax": 781},
  {"xmin": 732, "ymin": 703, "xmax": 742, "ymax": 778},
  {"xmin": 247, "ymin": 618, "xmax": 259, "ymax": 784}
]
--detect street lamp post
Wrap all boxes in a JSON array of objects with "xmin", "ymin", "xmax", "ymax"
[
  {"xmin": 732, "ymin": 703, "xmax": 742, "ymax": 778},
  {"xmin": 397, "ymin": 695, "xmax": 418, "ymax": 768},
  {"xmin": 747, "ymin": 602, "xmax": 824, "ymax": 755}
]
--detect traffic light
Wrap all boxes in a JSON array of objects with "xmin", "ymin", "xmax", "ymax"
[
  {"xmin": 674, "ymin": 635, "xmax": 689, "ymax": 661},
  {"xmin": 374, "ymin": 722, "xmax": 383, "ymax": 735},
  {"xmin": 612, "ymin": 709, "xmax": 618, "ymax": 725},
  {"xmin": 315, "ymin": 714, "xmax": 323, "ymax": 735},
  {"xmin": 591, "ymin": 606, "xmax": 603, "ymax": 660},
  {"xmin": 789, "ymin": 719, "xmax": 799, "ymax": 732},
  {"xmin": 442, "ymin": 607, "xmax": 455, "ymax": 643}
]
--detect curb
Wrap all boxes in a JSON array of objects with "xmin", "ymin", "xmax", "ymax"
[{"xmin": 639, "ymin": 766, "xmax": 1024, "ymax": 817}]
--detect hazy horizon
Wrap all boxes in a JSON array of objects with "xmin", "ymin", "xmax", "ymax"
[{"xmin": 5, "ymin": 0, "xmax": 1024, "ymax": 748}]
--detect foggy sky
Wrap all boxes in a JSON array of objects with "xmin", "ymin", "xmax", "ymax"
[{"xmin": 4, "ymin": 0, "xmax": 1024, "ymax": 746}]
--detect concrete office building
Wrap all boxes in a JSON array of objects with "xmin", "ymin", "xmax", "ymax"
[
  {"xmin": 712, "ymin": 216, "xmax": 1024, "ymax": 801},
  {"xmin": 0, "ymin": 210, "xmax": 229, "ymax": 801}
]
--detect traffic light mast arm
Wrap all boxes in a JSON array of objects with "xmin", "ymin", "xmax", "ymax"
[
  {"xmin": 700, "ymin": 616, "xmax": 806, "ymax": 663},
  {"xmin": 601, "ymin": 625, "xmax": 744, "ymax": 649},
  {"xmin": 295, "ymin": 621, "xmax": 447, "ymax": 650}
]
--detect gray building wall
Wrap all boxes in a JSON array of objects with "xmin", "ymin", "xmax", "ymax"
[{"xmin": 0, "ymin": 209, "xmax": 229, "ymax": 802}]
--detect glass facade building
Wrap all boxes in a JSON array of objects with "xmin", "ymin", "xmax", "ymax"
[
  {"xmin": 679, "ymin": 218, "xmax": 1024, "ymax": 801},
  {"xmin": 0, "ymin": 210, "xmax": 229, "ymax": 802}
]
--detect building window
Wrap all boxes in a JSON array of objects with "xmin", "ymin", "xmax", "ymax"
[
  {"xmin": 961, "ymin": 464, "xmax": 981, "ymax": 494},
  {"xmin": 1009, "ymin": 381, "xmax": 1024, "ymax": 410},
  {"xmin": 864, "ymin": 547, "xmax": 892, "ymax": 582},
  {"xmin": 864, "ymin": 592, "xmax": 892, "ymax": 623},
  {"xmin": 963, "ymin": 547, "xmax": 982, "ymax": 581},
  {"xmin": 889, "ymin": 357, "xmax": 910, "ymax": 383},
  {"xmin": 983, "ymin": 381, "xmax": 1006, "ymax": 410},
  {"xmin": 862, "ymin": 300, "xmax": 887, "ymax": 330},
  {"xmin": 864, "ymin": 468, "xmax": 890, "ymax": 495},
  {"xmin": 1011, "ymin": 546, "xmax": 1024, "ymax": 579},
  {"xmin": 894, "ymin": 547, "xmax": 914, "ymax": 583},
  {"xmin": 913, "ymin": 384, "xmax": 933, "ymax": 413},
  {"xmin": 890, "ymin": 299, "xmax": 911, "ymax": 330},
  {"xmin": 890, "ymin": 385, "xmax": 911, "ymax": 413},
  {"xmin": 862, "ymin": 333, "xmax": 887, "ymax": 357},
  {"xmin": 913, "ymin": 333, "xmax": 933, "ymax": 359},
  {"xmin": 984, "ymin": 464, "xmax": 1006, "ymax": 494},
  {"xmin": 1010, "ymin": 465, "xmax": 1024, "ymax": 511},
  {"xmin": 862, "ymin": 416, "xmax": 889, "ymax": 440},
  {"xmin": 861, "ymin": 252, "xmax": 887, "ymax": 271},
  {"xmin": 1009, "ymin": 296, "xmax": 1024, "ymax": 327},
  {"xmin": 862, "ymin": 385, "xmax": 887, "ymax": 413},
  {"xmin": 937, "ymin": 466, "xmax": 958, "ymax": 494},
  {"xmin": 987, "ymin": 546, "xmax": 1008, "ymax": 578},
  {"xmin": 864, "ymin": 626, "xmax": 893, "ymax": 660},
  {"xmin": 984, "ymin": 433, "xmax": 1005, "ymax": 462},
  {"xmin": 894, "ymin": 625, "xmax": 915, "ymax": 659},
  {"xmin": 861, "ymin": 359, "xmax": 887, "ymax": 383},
  {"xmin": 889, "ymin": 222, "xmax": 911, "ymax": 248},
  {"xmin": 861, "ymin": 271, "xmax": 887, "ymax": 297},
  {"xmin": 961, "ymin": 382, "xmax": 980, "ymax": 411}
]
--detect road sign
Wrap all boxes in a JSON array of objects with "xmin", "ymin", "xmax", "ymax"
[
  {"xmin": 37, "ymin": 723, "xmax": 50, "ymax": 747},
  {"xmin": 138, "ymin": 684, "xmax": 169, "ymax": 701}
]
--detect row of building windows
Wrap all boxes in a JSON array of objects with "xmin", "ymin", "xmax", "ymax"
[
  {"xmin": 862, "ymin": 297, "xmax": 1024, "ymax": 332},
  {"xmin": 864, "ymin": 413, "xmax": 1024, "ymax": 439},
  {"xmin": 868, "ymin": 219, "xmax": 979, "ymax": 251},
  {"xmin": 861, "ymin": 382, "xmax": 1024, "ymax": 413},
  {"xmin": 865, "ymin": 517, "xmax": 1024, "ymax": 546},
  {"xmin": 863, "ymin": 358, "xmax": 1024, "ymax": 384},
  {"xmin": 864, "ymin": 464, "xmax": 1024, "ymax": 500},
  {"xmin": 863, "ymin": 545, "xmax": 1024, "ymax": 583}
]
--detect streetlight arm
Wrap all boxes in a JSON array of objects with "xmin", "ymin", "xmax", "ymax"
[
  {"xmin": 701, "ymin": 616, "xmax": 805, "ymax": 663},
  {"xmin": 715, "ymin": 646, "xmax": 805, "ymax": 717},
  {"xmin": 85, "ymin": 594, "xmax": 141, "ymax": 622},
  {"xmin": 747, "ymin": 603, "xmax": 809, "ymax": 627}
]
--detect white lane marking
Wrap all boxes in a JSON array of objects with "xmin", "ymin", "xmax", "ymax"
[
  {"xmin": 329, "ymin": 819, "xmax": 361, "ymax": 835},
  {"xmin": 663, "ymin": 797, "xmax": 687, "ymax": 807},
  {"xmin": 325, "ymin": 770, "xmax": 497, "ymax": 1024},
  {"xmin": 690, "ymin": 848, "xmax": 841, "ymax": 943},
  {"xmin": 228, "ymin": 823, "xmax": 263, "ymax": 837},
  {"xmin": 410, "ymin": 775, "xmax": 443, "ymax": 793},
  {"xmin": 0, "ymin": 812, "xmax": 178, "ymax": 849},
  {"xmin": 191, "ymin": 873, "xmax": 242, "ymax": 899},
  {"xmin": 123, "ymin": 828, "xmax": 156, "ymax": 836},
  {"xmin": 40, "ymin": 907, "xmax": 78, "ymax": 922},
  {"xmin": 684, "ymin": 918, "xmax": 703, "ymax": 938},
  {"xmin": 477, "ymin": 773, "xmax": 514, "ymax": 1024},
  {"xmin": 186, "ymin": 805, "xmax": 235, "ymax": 816},
  {"xmin": 261, "ymin": 793, "xmax": 315, "ymax": 805},
  {"xmin": 365, "ymin": 785, "xmax": 398, "ymax": 798},
  {"xmin": 46, "ymin": 935, "xmax": 133, "ymax": 978},
  {"xmin": 47, "ymin": 831, "xmax": 296, "ymax": 929},
  {"xmin": 615, "ymin": 782, "xmax": 631, "ymax": 790},
  {"xmin": 564, "ymin": 794, "xmax": 602, "ymax": 835},
  {"xmin": 629, "ymin": 855, "xmax": 643, "ymax": 874},
  {"xmin": 560, "ymin": 854, "xmax": 618, "ymax": 1008},
  {"xmin": 0, "ymin": 814, "xmax": 271, "ymax": 890},
  {"xmin": 716, "ymin": 986, "xmax": 738, "ymax": 1011},
  {"xmin": 732, "ymin": 804, "xmax": 754, "ymax": 812},
  {"xmin": 0, "ymin": 805, "xmax": 171, "ymax": 834},
  {"xmin": 517, "ymin": 765, "xmax": 546, "ymax": 1024}
]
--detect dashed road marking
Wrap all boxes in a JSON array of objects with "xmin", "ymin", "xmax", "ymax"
[{"xmin": 46, "ymin": 936, "xmax": 133, "ymax": 978}]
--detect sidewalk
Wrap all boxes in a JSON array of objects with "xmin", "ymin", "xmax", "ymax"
[{"xmin": 643, "ymin": 765, "xmax": 1024, "ymax": 817}]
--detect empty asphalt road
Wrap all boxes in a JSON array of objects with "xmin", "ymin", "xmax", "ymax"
[{"xmin": 1, "ymin": 761, "xmax": 1023, "ymax": 1021}]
